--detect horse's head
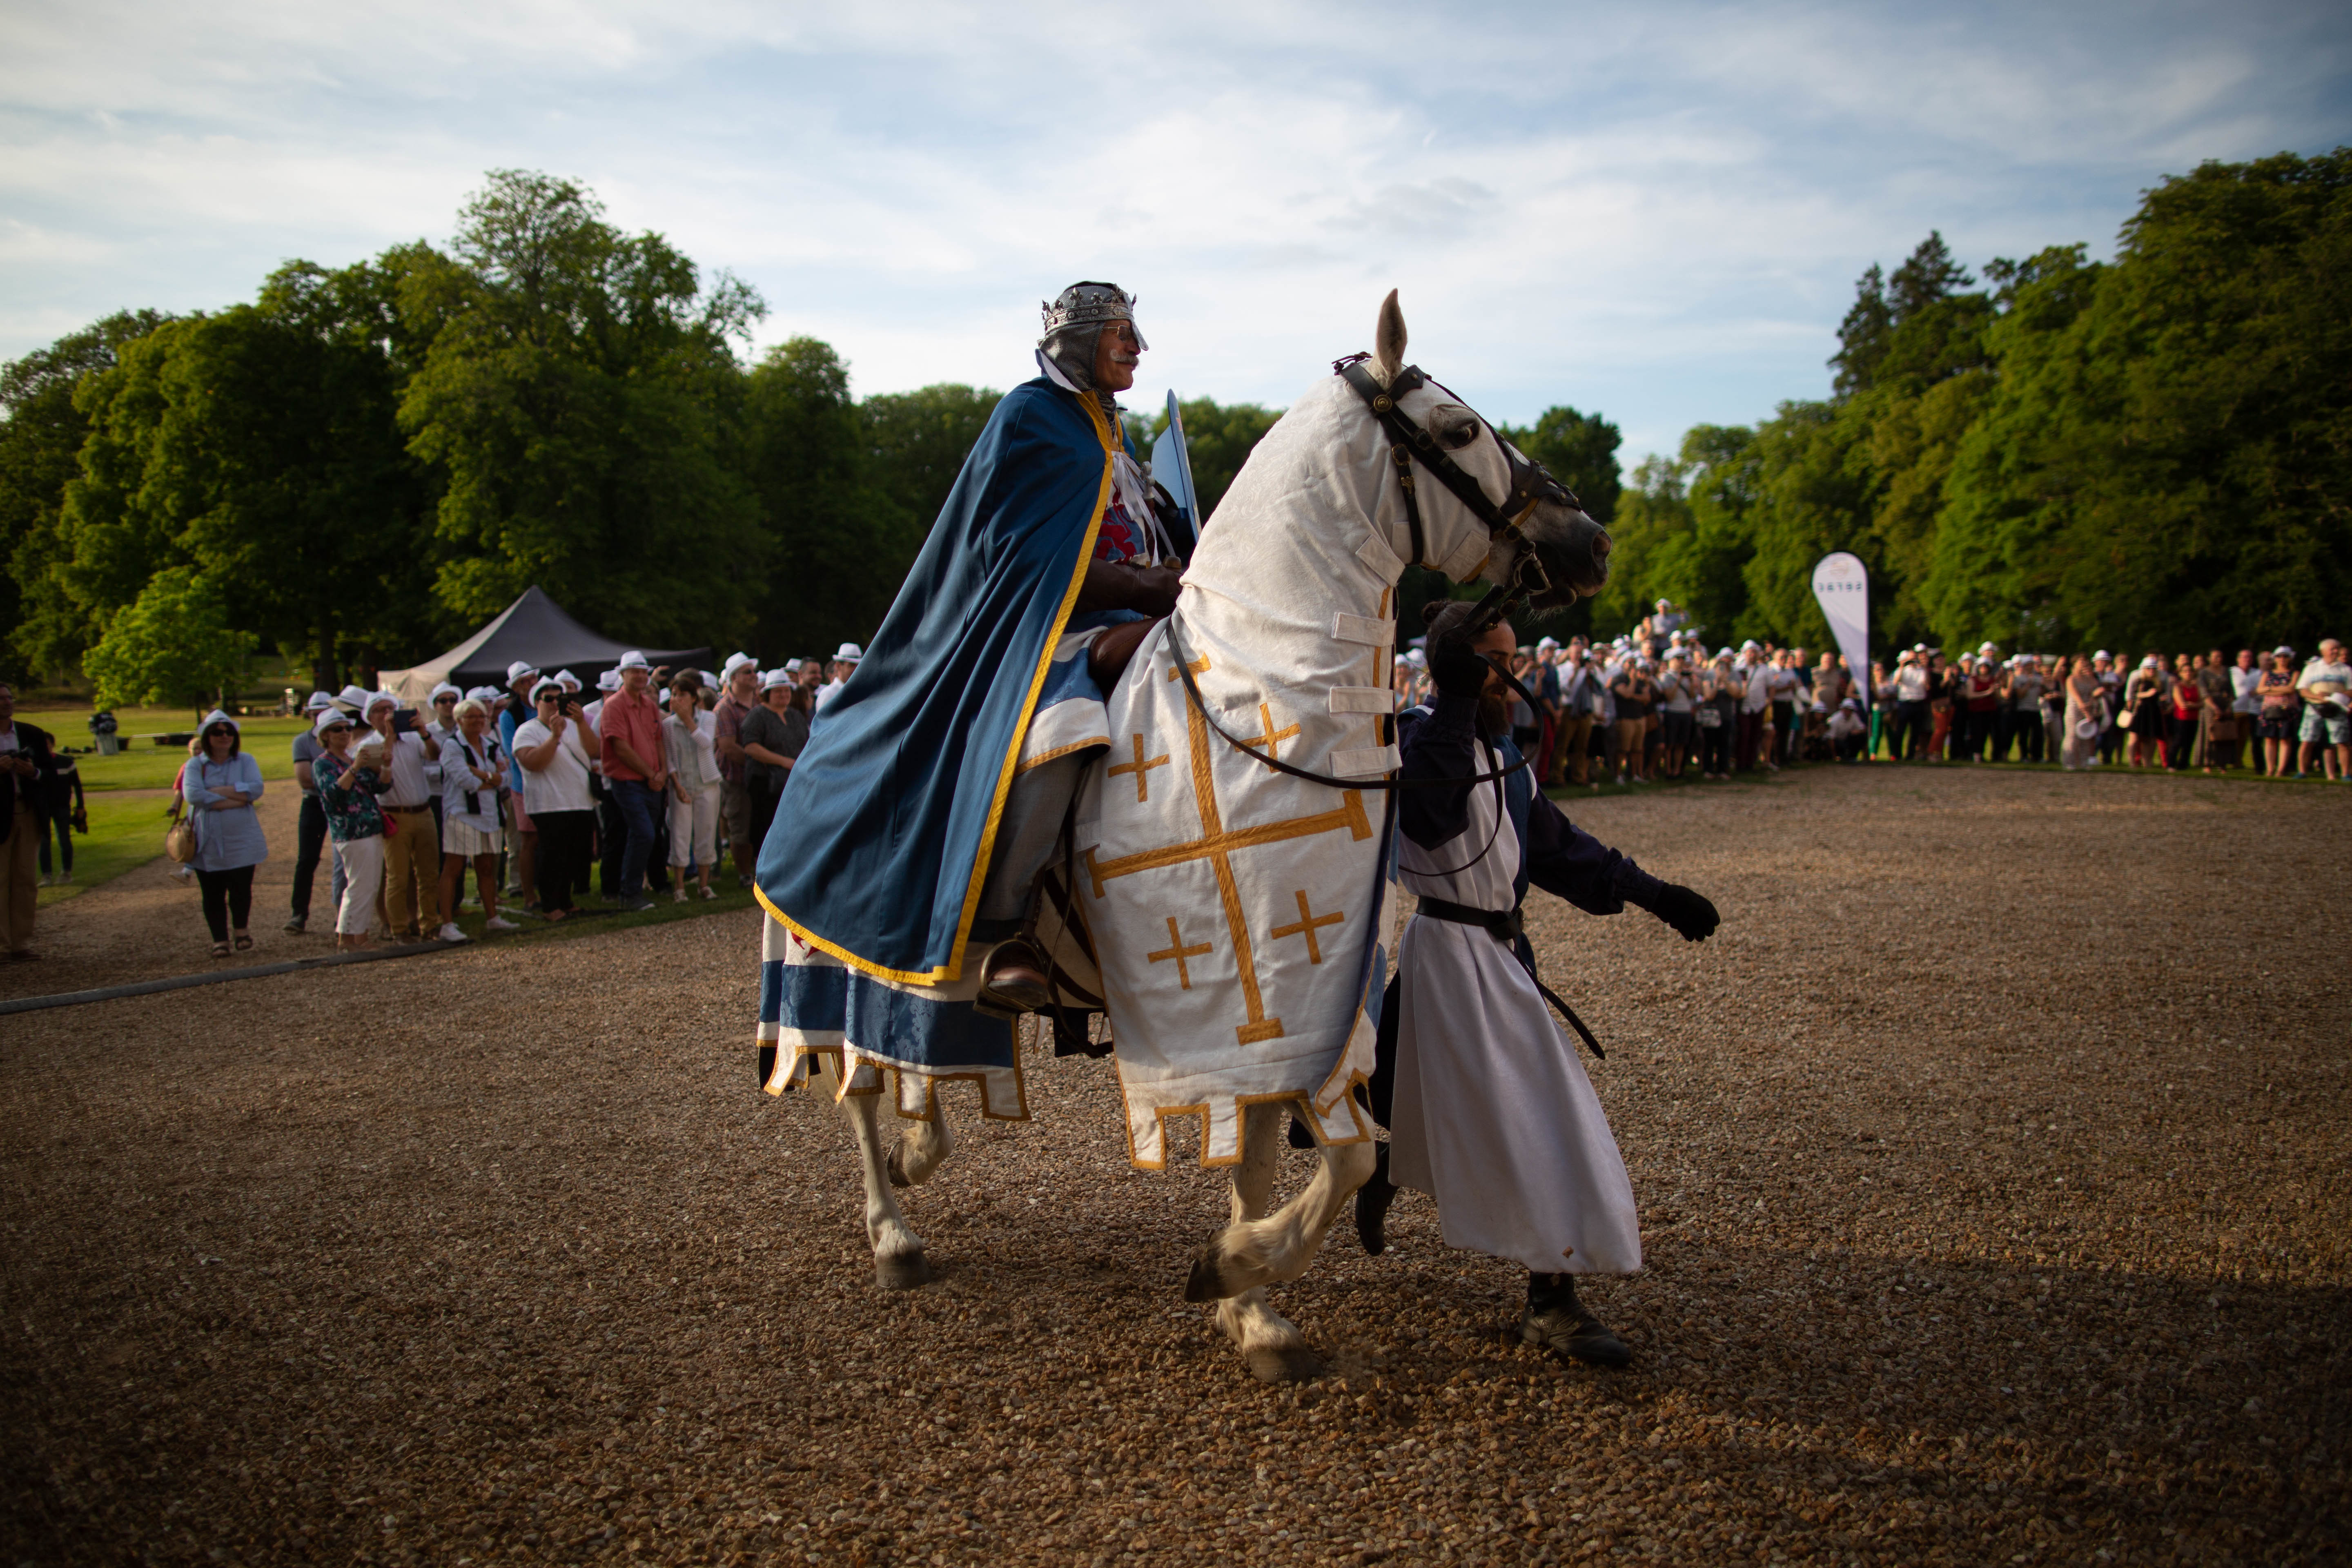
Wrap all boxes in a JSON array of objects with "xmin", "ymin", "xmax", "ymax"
[{"xmin": 1356, "ymin": 290, "xmax": 1612, "ymax": 611}]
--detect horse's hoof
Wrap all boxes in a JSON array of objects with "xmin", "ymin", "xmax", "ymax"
[
  {"xmin": 875, "ymin": 1250, "xmax": 934, "ymax": 1290},
  {"xmin": 1243, "ymin": 1345, "xmax": 1325, "ymax": 1384},
  {"xmin": 1183, "ymin": 1248, "xmax": 1233, "ymax": 1303},
  {"xmin": 886, "ymin": 1143, "xmax": 910, "ymax": 1188}
]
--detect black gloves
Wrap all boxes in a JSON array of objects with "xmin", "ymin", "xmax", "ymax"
[
  {"xmin": 1650, "ymin": 883, "xmax": 1719, "ymax": 942},
  {"xmin": 1427, "ymin": 620, "xmax": 1495, "ymax": 699}
]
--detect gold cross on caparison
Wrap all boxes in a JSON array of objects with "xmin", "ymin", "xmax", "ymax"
[
  {"xmin": 1147, "ymin": 917, "xmax": 1212, "ymax": 990},
  {"xmin": 1236, "ymin": 703, "xmax": 1300, "ymax": 767},
  {"xmin": 1107, "ymin": 733, "xmax": 1170, "ymax": 803},
  {"xmin": 1270, "ymin": 889, "xmax": 1345, "ymax": 965}
]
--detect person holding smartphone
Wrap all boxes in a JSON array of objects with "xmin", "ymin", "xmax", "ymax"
[{"xmin": 512, "ymin": 680, "xmax": 602, "ymax": 922}]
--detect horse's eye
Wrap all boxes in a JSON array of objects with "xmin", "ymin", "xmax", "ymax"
[{"xmin": 1436, "ymin": 412, "xmax": 1481, "ymax": 451}]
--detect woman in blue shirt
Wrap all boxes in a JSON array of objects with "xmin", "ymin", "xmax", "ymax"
[{"xmin": 182, "ymin": 710, "xmax": 268, "ymax": 956}]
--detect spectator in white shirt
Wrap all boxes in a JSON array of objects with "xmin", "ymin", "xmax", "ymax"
[
  {"xmin": 2297, "ymin": 639, "xmax": 2352, "ymax": 780},
  {"xmin": 362, "ymin": 691, "xmax": 443, "ymax": 941},
  {"xmin": 663, "ymin": 676, "xmax": 725, "ymax": 901}
]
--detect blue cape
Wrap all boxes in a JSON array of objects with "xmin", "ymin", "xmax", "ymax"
[{"xmin": 757, "ymin": 376, "xmax": 1119, "ymax": 982}]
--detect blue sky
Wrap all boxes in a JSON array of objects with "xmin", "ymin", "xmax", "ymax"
[{"xmin": 2, "ymin": 0, "xmax": 2345, "ymax": 463}]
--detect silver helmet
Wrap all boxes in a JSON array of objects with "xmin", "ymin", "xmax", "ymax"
[{"xmin": 1039, "ymin": 281, "xmax": 1145, "ymax": 391}]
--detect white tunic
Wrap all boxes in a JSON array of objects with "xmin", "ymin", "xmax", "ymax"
[{"xmin": 1388, "ymin": 741, "xmax": 1642, "ymax": 1275}]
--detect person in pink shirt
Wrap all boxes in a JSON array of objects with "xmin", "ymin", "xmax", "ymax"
[{"xmin": 597, "ymin": 651, "xmax": 670, "ymax": 909}]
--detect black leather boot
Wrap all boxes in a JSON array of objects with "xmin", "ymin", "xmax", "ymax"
[
  {"xmin": 1354, "ymin": 1141, "xmax": 1398, "ymax": 1256},
  {"xmin": 1521, "ymin": 1272, "xmax": 1630, "ymax": 1369}
]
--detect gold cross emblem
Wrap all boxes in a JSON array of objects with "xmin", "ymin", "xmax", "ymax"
[
  {"xmin": 1087, "ymin": 657, "xmax": 1375, "ymax": 1045},
  {"xmin": 1107, "ymin": 733, "xmax": 1171, "ymax": 802},
  {"xmin": 1147, "ymin": 916, "xmax": 1212, "ymax": 990},
  {"xmin": 1270, "ymin": 889, "xmax": 1345, "ymax": 965},
  {"xmin": 1235, "ymin": 703, "xmax": 1301, "ymax": 768}
]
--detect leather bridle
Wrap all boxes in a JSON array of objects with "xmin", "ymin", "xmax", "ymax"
[{"xmin": 1333, "ymin": 352, "xmax": 1585, "ymax": 637}]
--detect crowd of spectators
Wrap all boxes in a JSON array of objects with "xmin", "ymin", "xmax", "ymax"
[
  {"xmin": 0, "ymin": 606, "xmax": 2343, "ymax": 966},
  {"xmin": 1391, "ymin": 603, "xmax": 2352, "ymax": 790},
  {"xmin": 270, "ymin": 643, "xmax": 858, "ymax": 951}
]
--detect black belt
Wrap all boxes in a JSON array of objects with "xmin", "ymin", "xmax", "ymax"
[{"xmin": 1413, "ymin": 895, "xmax": 1605, "ymax": 1060}]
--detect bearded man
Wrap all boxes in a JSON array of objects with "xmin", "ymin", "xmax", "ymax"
[
  {"xmin": 757, "ymin": 283, "xmax": 1182, "ymax": 1096},
  {"xmin": 1348, "ymin": 600, "xmax": 1721, "ymax": 1367}
]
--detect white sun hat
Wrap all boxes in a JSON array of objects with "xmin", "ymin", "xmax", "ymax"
[{"xmin": 834, "ymin": 642, "xmax": 864, "ymax": 662}]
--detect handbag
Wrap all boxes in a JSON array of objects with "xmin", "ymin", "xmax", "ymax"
[{"xmin": 164, "ymin": 801, "xmax": 197, "ymax": 863}]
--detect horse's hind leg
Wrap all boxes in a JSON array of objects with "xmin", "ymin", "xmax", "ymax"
[
  {"xmin": 822, "ymin": 1054, "xmax": 934, "ymax": 1290},
  {"xmin": 1186, "ymin": 1101, "xmax": 1375, "ymax": 1303}
]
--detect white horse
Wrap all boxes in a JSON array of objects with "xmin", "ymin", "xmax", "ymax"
[{"xmin": 813, "ymin": 292, "xmax": 1611, "ymax": 1380}]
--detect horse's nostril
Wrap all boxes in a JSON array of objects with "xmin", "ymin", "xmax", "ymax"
[{"xmin": 1591, "ymin": 531, "xmax": 1613, "ymax": 560}]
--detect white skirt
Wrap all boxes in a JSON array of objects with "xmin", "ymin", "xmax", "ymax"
[
  {"xmin": 1388, "ymin": 915, "xmax": 1642, "ymax": 1275},
  {"xmin": 443, "ymin": 819, "xmax": 501, "ymax": 858}
]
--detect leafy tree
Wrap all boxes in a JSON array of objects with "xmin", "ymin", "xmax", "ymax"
[
  {"xmin": 397, "ymin": 170, "xmax": 768, "ymax": 649},
  {"xmin": 1499, "ymin": 405, "xmax": 1623, "ymax": 525},
  {"xmin": 0, "ymin": 310, "xmax": 172, "ymax": 681},
  {"xmin": 742, "ymin": 339, "xmax": 923, "ymax": 657},
  {"xmin": 45, "ymin": 266, "xmax": 434, "ymax": 691},
  {"xmin": 1932, "ymin": 152, "xmax": 2351, "ymax": 652},
  {"xmin": 82, "ymin": 566, "xmax": 254, "ymax": 712},
  {"xmin": 859, "ymin": 383, "xmax": 1002, "ymax": 542}
]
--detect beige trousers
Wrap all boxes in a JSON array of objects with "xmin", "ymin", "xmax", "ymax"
[{"xmin": 380, "ymin": 806, "xmax": 441, "ymax": 935}]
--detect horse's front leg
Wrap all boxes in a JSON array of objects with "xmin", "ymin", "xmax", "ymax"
[
  {"xmin": 821, "ymin": 1054, "xmax": 935, "ymax": 1290},
  {"xmin": 1186, "ymin": 1101, "xmax": 1375, "ymax": 1302},
  {"xmin": 886, "ymin": 1094, "xmax": 955, "ymax": 1188},
  {"xmin": 1189, "ymin": 1100, "xmax": 1371, "ymax": 1383}
]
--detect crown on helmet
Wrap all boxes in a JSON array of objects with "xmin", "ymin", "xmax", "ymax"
[{"xmin": 1041, "ymin": 281, "xmax": 1140, "ymax": 338}]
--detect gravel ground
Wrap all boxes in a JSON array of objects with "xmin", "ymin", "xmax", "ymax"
[
  {"xmin": 0, "ymin": 784, "xmax": 324, "ymax": 1001},
  {"xmin": 2, "ymin": 764, "xmax": 2345, "ymax": 1566}
]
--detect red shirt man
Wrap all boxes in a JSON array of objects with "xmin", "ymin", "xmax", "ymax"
[{"xmin": 597, "ymin": 662, "xmax": 667, "ymax": 788}]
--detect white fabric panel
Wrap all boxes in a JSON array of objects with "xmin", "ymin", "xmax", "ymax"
[
  {"xmin": 1327, "ymin": 686, "xmax": 1400, "ymax": 715},
  {"xmin": 1355, "ymin": 530, "xmax": 1407, "ymax": 581},
  {"xmin": 1331, "ymin": 612, "xmax": 1392, "ymax": 646},
  {"xmin": 1330, "ymin": 744, "xmax": 1401, "ymax": 777}
]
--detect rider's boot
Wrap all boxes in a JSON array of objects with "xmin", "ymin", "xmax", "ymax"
[{"xmin": 979, "ymin": 938, "xmax": 1053, "ymax": 1014}]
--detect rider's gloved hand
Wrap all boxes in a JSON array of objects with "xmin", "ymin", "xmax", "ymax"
[
  {"xmin": 1075, "ymin": 559, "xmax": 1183, "ymax": 617},
  {"xmin": 1648, "ymin": 883, "xmax": 1719, "ymax": 942},
  {"xmin": 1427, "ymin": 621, "xmax": 1494, "ymax": 700}
]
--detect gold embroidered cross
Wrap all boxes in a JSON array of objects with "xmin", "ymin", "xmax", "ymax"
[
  {"xmin": 1270, "ymin": 889, "xmax": 1345, "ymax": 965},
  {"xmin": 1147, "ymin": 917, "xmax": 1212, "ymax": 990},
  {"xmin": 1087, "ymin": 655, "xmax": 1375, "ymax": 1045},
  {"xmin": 1107, "ymin": 733, "xmax": 1170, "ymax": 802},
  {"xmin": 1235, "ymin": 703, "xmax": 1300, "ymax": 767}
]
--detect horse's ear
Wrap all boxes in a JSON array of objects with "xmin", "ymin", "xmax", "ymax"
[{"xmin": 1372, "ymin": 289, "xmax": 1406, "ymax": 386}]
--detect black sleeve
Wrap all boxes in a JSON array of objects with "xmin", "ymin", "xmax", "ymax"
[
  {"xmin": 1396, "ymin": 696, "xmax": 1481, "ymax": 850},
  {"xmin": 1523, "ymin": 791, "xmax": 1666, "ymax": 917}
]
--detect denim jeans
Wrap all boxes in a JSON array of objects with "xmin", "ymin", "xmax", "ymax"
[{"xmin": 610, "ymin": 779, "xmax": 659, "ymax": 899}]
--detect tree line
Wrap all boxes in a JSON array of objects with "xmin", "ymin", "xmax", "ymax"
[
  {"xmin": 1590, "ymin": 149, "xmax": 2350, "ymax": 658},
  {"xmin": 5, "ymin": 152, "xmax": 2340, "ymax": 706}
]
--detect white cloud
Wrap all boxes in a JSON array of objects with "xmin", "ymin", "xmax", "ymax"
[{"xmin": 2, "ymin": 0, "xmax": 2345, "ymax": 462}]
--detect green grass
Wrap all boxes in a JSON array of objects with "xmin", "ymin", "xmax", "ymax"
[
  {"xmin": 34, "ymin": 790, "xmax": 180, "ymax": 907},
  {"xmin": 421, "ymin": 875, "xmax": 764, "ymax": 949},
  {"xmin": 22, "ymin": 701, "xmax": 315, "ymax": 792}
]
